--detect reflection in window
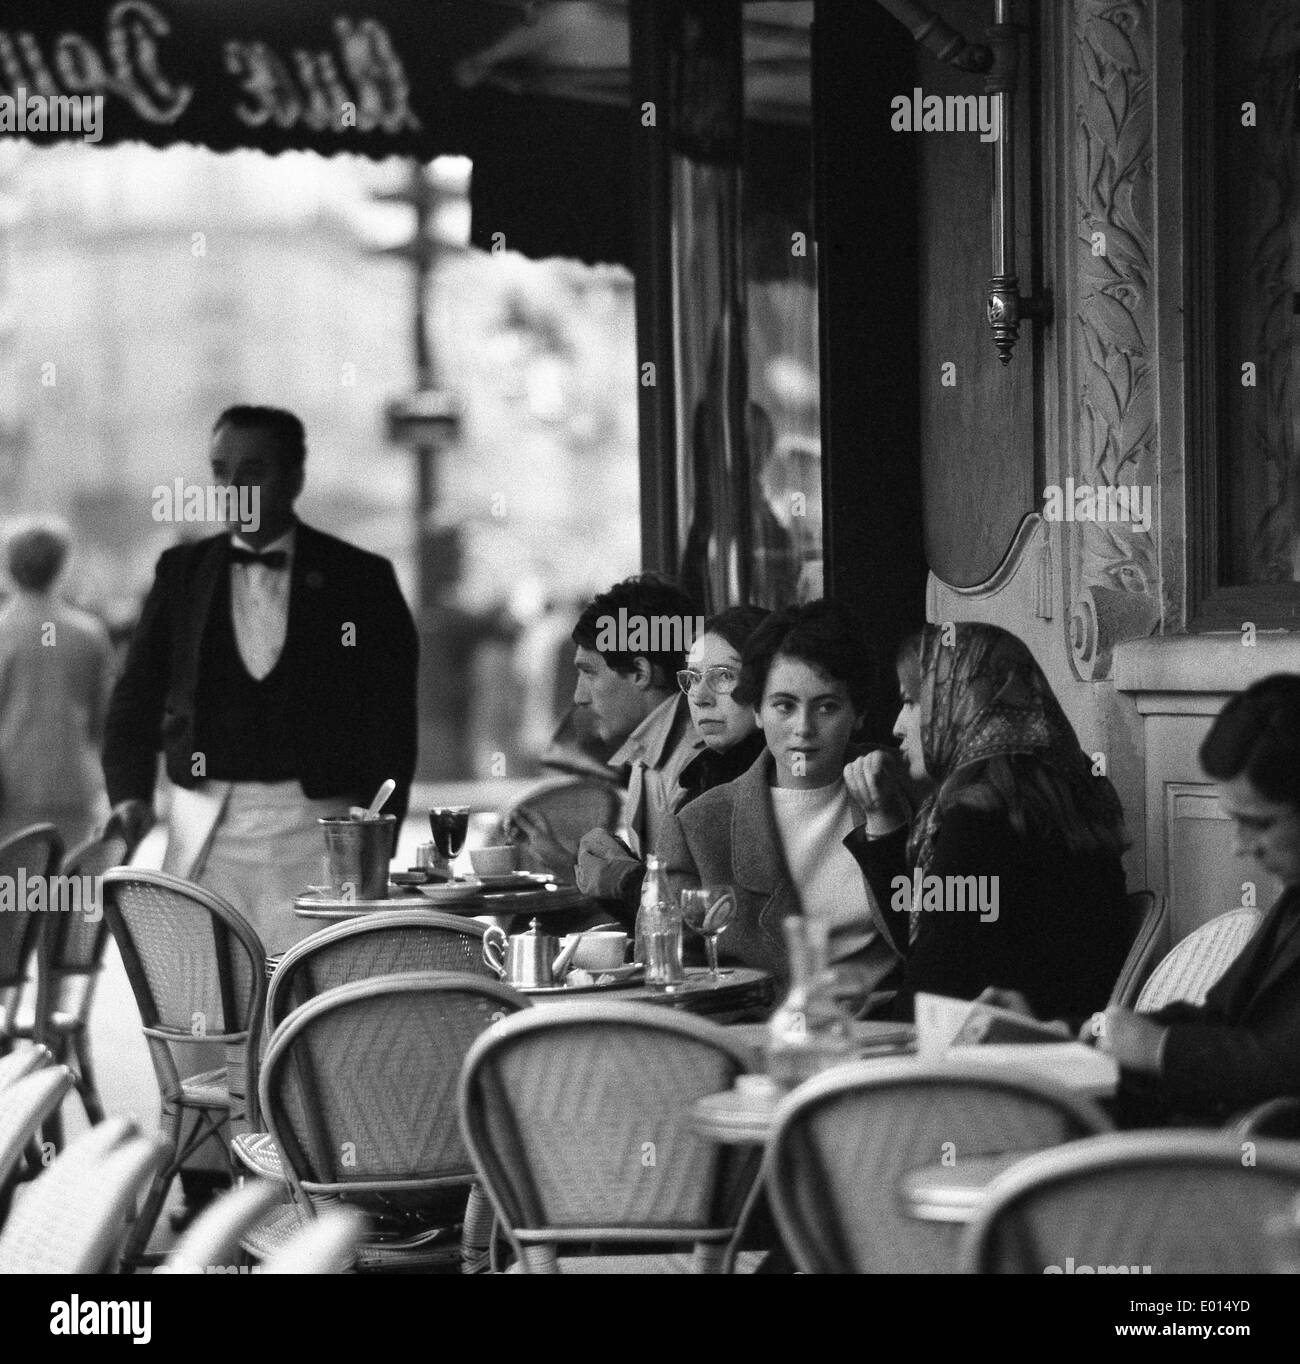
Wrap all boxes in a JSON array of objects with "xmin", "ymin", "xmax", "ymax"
[
  {"xmin": 746, "ymin": 236, "xmax": 822, "ymax": 609},
  {"xmin": 672, "ymin": 20, "xmax": 820, "ymax": 615}
]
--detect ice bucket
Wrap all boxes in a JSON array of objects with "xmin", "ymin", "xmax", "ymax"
[{"xmin": 318, "ymin": 814, "xmax": 396, "ymax": 901}]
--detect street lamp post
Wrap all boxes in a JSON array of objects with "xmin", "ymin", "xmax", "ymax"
[{"xmin": 375, "ymin": 161, "xmax": 472, "ymax": 777}]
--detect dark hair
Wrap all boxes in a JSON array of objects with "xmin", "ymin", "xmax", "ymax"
[
  {"xmin": 735, "ymin": 599, "xmax": 874, "ymax": 712},
  {"xmin": 6, "ymin": 519, "xmax": 68, "ymax": 592},
  {"xmin": 212, "ymin": 405, "xmax": 306, "ymax": 467},
  {"xmin": 1201, "ymin": 674, "xmax": 1300, "ymax": 809},
  {"xmin": 896, "ymin": 622, "xmax": 1128, "ymax": 860},
  {"xmin": 701, "ymin": 604, "xmax": 771, "ymax": 656},
  {"xmin": 571, "ymin": 574, "xmax": 702, "ymax": 688},
  {"xmin": 895, "ymin": 630, "xmax": 923, "ymax": 683}
]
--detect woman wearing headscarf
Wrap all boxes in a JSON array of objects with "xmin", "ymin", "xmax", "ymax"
[{"xmin": 843, "ymin": 622, "xmax": 1131, "ymax": 1022}]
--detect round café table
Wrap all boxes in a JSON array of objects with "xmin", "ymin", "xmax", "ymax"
[
  {"xmin": 292, "ymin": 881, "xmax": 590, "ymax": 922},
  {"xmin": 522, "ymin": 966, "xmax": 776, "ymax": 1022},
  {"xmin": 690, "ymin": 1082, "xmax": 1029, "ymax": 1224},
  {"xmin": 898, "ymin": 1153, "xmax": 1028, "ymax": 1223},
  {"xmin": 690, "ymin": 1043, "xmax": 1116, "ymax": 1226}
]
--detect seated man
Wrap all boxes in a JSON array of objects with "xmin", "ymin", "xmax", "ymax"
[
  {"xmin": 993, "ymin": 675, "xmax": 1300, "ymax": 1127},
  {"xmin": 565, "ymin": 574, "xmax": 703, "ymax": 925}
]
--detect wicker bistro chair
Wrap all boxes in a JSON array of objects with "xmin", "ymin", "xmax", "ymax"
[
  {"xmin": 261, "ymin": 1207, "xmax": 370, "ymax": 1274},
  {"xmin": 763, "ymin": 1060, "xmax": 1114, "ymax": 1274},
  {"xmin": 11, "ymin": 832, "xmax": 132, "ymax": 1146},
  {"xmin": 0, "ymin": 823, "xmax": 64, "ymax": 1054},
  {"xmin": 459, "ymin": 1002, "xmax": 766, "ymax": 1273},
  {"xmin": 1228, "ymin": 1096, "xmax": 1300, "ymax": 1140},
  {"xmin": 0, "ymin": 1043, "xmax": 55, "ymax": 1209},
  {"xmin": 1133, "ymin": 907, "xmax": 1263, "ymax": 1013},
  {"xmin": 99, "ymin": 868, "xmax": 267, "ymax": 1266},
  {"xmin": 243, "ymin": 972, "xmax": 529, "ymax": 1272},
  {"xmin": 0, "ymin": 1116, "xmax": 166, "ymax": 1273},
  {"xmin": 0, "ymin": 1066, "xmax": 74, "ymax": 1221},
  {"xmin": 235, "ymin": 910, "xmax": 498, "ymax": 1188},
  {"xmin": 162, "ymin": 1179, "xmax": 285, "ymax": 1275},
  {"xmin": 265, "ymin": 908, "xmax": 495, "ymax": 1033},
  {"xmin": 961, "ymin": 1131, "xmax": 1300, "ymax": 1274},
  {"xmin": 0, "ymin": 1041, "xmax": 53, "ymax": 1092},
  {"xmin": 1108, "ymin": 891, "xmax": 1168, "ymax": 1008}
]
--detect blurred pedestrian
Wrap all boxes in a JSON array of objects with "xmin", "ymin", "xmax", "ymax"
[{"xmin": 0, "ymin": 518, "xmax": 111, "ymax": 846}]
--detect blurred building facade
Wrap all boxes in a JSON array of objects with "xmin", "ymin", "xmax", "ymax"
[{"xmin": 0, "ymin": 142, "xmax": 639, "ymax": 778}]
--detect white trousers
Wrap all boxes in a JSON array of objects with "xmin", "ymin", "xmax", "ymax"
[
  {"xmin": 161, "ymin": 779, "xmax": 353, "ymax": 1177},
  {"xmin": 163, "ymin": 779, "xmax": 349, "ymax": 955}
]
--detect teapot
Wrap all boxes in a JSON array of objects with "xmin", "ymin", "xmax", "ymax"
[{"xmin": 482, "ymin": 918, "xmax": 559, "ymax": 988}]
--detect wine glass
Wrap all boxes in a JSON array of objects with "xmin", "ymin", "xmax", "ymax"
[
  {"xmin": 680, "ymin": 885, "xmax": 737, "ymax": 979},
  {"xmin": 429, "ymin": 806, "xmax": 470, "ymax": 871}
]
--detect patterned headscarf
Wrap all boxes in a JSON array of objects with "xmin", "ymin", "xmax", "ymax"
[{"xmin": 906, "ymin": 622, "xmax": 1124, "ymax": 872}]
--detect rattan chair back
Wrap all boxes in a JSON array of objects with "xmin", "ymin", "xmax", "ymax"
[
  {"xmin": 0, "ymin": 1066, "xmax": 73, "ymax": 1196},
  {"xmin": 41, "ymin": 831, "xmax": 128, "ymax": 974},
  {"xmin": 267, "ymin": 909, "xmax": 493, "ymax": 1031},
  {"xmin": 100, "ymin": 868, "xmax": 265, "ymax": 1047},
  {"xmin": 0, "ymin": 1117, "xmax": 164, "ymax": 1273},
  {"xmin": 764, "ymin": 1060, "xmax": 1114, "ymax": 1274},
  {"xmin": 261, "ymin": 972, "xmax": 529, "ymax": 1202},
  {"xmin": 30, "ymin": 831, "xmax": 129, "ymax": 1040},
  {"xmin": 1135, "ymin": 907, "xmax": 1263, "ymax": 1013},
  {"xmin": 962, "ymin": 1131, "xmax": 1300, "ymax": 1273},
  {"xmin": 0, "ymin": 824, "xmax": 63, "ymax": 1030},
  {"xmin": 459, "ymin": 1003, "xmax": 762, "ymax": 1267},
  {"xmin": 1108, "ymin": 891, "xmax": 1168, "ymax": 1007}
]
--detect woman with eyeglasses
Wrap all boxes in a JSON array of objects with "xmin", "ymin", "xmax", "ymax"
[
  {"xmin": 673, "ymin": 605, "xmax": 770, "ymax": 808},
  {"xmin": 658, "ymin": 600, "xmax": 903, "ymax": 1007},
  {"xmin": 574, "ymin": 605, "xmax": 771, "ymax": 921}
]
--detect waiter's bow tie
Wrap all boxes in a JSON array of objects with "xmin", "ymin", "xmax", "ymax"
[{"xmin": 229, "ymin": 547, "xmax": 289, "ymax": 569}]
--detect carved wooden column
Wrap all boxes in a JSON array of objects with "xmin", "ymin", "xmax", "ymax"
[{"xmin": 1061, "ymin": 0, "xmax": 1163, "ymax": 679}]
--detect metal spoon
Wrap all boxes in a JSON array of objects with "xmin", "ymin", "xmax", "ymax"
[
  {"xmin": 352, "ymin": 778, "xmax": 397, "ymax": 821},
  {"xmin": 552, "ymin": 932, "xmax": 584, "ymax": 978}
]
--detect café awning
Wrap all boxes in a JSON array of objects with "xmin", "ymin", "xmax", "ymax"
[{"xmin": 0, "ymin": 0, "xmax": 811, "ymax": 269}]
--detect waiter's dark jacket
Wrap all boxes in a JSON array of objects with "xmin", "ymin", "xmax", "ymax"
[{"xmin": 102, "ymin": 523, "xmax": 418, "ymax": 831}]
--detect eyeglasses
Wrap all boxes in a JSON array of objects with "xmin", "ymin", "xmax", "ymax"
[{"xmin": 677, "ymin": 665, "xmax": 741, "ymax": 696}]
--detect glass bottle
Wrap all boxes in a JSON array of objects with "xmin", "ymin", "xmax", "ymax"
[
  {"xmin": 765, "ymin": 916, "xmax": 855, "ymax": 1089},
  {"xmin": 637, "ymin": 854, "xmax": 684, "ymax": 986}
]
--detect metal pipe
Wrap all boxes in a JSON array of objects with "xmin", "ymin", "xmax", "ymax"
[{"xmin": 986, "ymin": 0, "xmax": 1019, "ymax": 363}]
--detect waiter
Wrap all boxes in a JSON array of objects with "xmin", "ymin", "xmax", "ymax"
[{"xmin": 103, "ymin": 405, "xmax": 418, "ymax": 953}]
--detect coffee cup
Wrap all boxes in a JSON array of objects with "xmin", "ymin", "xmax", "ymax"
[
  {"xmin": 571, "ymin": 930, "xmax": 629, "ymax": 971},
  {"xmin": 470, "ymin": 845, "xmax": 517, "ymax": 877}
]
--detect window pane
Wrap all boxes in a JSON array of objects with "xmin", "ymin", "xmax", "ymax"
[{"xmin": 1215, "ymin": 0, "xmax": 1300, "ymax": 585}]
